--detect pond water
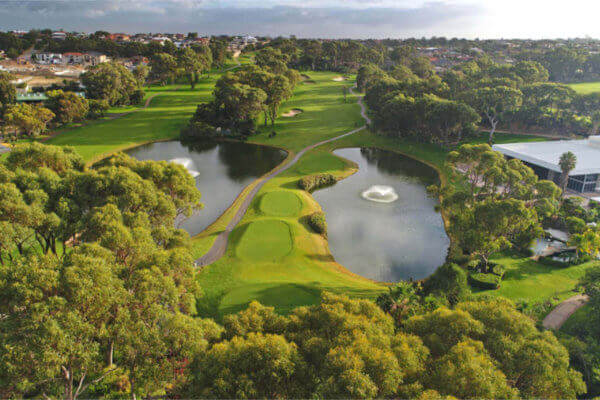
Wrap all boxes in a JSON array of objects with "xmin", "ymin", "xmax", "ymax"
[
  {"xmin": 312, "ymin": 148, "xmax": 450, "ymax": 282},
  {"xmin": 127, "ymin": 140, "xmax": 287, "ymax": 236}
]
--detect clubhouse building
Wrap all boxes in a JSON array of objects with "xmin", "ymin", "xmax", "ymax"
[{"xmin": 492, "ymin": 136, "xmax": 600, "ymax": 194}]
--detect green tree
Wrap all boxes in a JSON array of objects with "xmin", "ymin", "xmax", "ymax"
[
  {"xmin": 185, "ymin": 333, "xmax": 305, "ymax": 399},
  {"xmin": 132, "ymin": 64, "xmax": 149, "ymax": 86},
  {"xmin": 427, "ymin": 340, "xmax": 518, "ymax": 399},
  {"xmin": 3, "ymin": 102, "xmax": 55, "ymax": 138},
  {"xmin": 464, "ymin": 86, "xmax": 523, "ymax": 143},
  {"xmin": 559, "ymin": 151, "xmax": 577, "ymax": 196},
  {"xmin": 81, "ymin": 62, "xmax": 141, "ymax": 106},
  {"xmin": 569, "ymin": 229, "xmax": 600, "ymax": 260},
  {"xmin": 149, "ymin": 52, "xmax": 179, "ymax": 85},
  {"xmin": 214, "ymin": 77, "xmax": 267, "ymax": 123},
  {"xmin": 0, "ymin": 71, "xmax": 16, "ymax": 114},
  {"xmin": 45, "ymin": 90, "xmax": 90, "ymax": 125}
]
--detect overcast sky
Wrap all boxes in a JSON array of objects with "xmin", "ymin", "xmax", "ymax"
[{"xmin": 2, "ymin": 0, "xmax": 600, "ymax": 39}]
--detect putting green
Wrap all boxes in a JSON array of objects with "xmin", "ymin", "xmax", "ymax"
[
  {"xmin": 259, "ymin": 191, "xmax": 303, "ymax": 217},
  {"xmin": 236, "ymin": 219, "xmax": 294, "ymax": 262}
]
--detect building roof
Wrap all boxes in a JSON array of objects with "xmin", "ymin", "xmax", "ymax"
[{"xmin": 492, "ymin": 136, "xmax": 600, "ymax": 175}]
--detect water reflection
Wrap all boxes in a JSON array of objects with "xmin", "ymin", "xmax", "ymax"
[
  {"xmin": 312, "ymin": 148, "xmax": 449, "ymax": 282},
  {"xmin": 127, "ymin": 140, "xmax": 287, "ymax": 236}
]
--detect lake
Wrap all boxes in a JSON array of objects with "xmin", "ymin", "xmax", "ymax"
[
  {"xmin": 127, "ymin": 140, "xmax": 287, "ymax": 236},
  {"xmin": 312, "ymin": 147, "xmax": 450, "ymax": 282}
]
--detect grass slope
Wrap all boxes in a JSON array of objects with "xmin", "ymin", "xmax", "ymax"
[
  {"xmin": 568, "ymin": 81, "xmax": 600, "ymax": 94},
  {"xmin": 473, "ymin": 254, "xmax": 595, "ymax": 302},
  {"xmin": 195, "ymin": 72, "xmax": 385, "ymax": 318},
  {"xmin": 45, "ymin": 63, "xmax": 239, "ymax": 163}
]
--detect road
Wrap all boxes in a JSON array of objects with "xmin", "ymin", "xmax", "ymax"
[
  {"xmin": 195, "ymin": 87, "xmax": 369, "ymax": 267},
  {"xmin": 542, "ymin": 294, "xmax": 589, "ymax": 330}
]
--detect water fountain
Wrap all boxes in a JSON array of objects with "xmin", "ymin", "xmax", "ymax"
[
  {"xmin": 170, "ymin": 157, "xmax": 200, "ymax": 178},
  {"xmin": 361, "ymin": 185, "xmax": 399, "ymax": 203}
]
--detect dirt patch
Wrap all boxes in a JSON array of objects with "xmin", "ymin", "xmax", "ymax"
[
  {"xmin": 281, "ymin": 108, "xmax": 303, "ymax": 117},
  {"xmin": 333, "ymin": 76, "xmax": 348, "ymax": 81},
  {"xmin": 301, "ymin": 73, "xmax": 311, "ymax": 80}
]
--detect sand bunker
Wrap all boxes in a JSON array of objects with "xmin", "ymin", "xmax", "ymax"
[
  {"xmin": 301, "ymin": 74, "xmax": 311, "ymax": 80},
  {"xmin": 333, "ymin": 76, "xmax": 348, "ymax": 81},
  {"xmin": 282, "ymin": 109, "xmax": 303, "ymax": 117}
]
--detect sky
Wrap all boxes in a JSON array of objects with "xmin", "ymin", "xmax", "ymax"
[{"xmin": 2, "ymin": 0, "xmax": 600, "ymax": 39}]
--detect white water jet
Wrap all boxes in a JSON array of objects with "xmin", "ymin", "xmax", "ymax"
[
  {"xmin": 361, "ymin": 185, "xmax": 399, "ymax": 203},
  {"xmin": 170, "ymin": 157, "xmax": 200, "ymax": 178}
]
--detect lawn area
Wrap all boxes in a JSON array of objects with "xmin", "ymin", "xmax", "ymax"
[
  {"xmin": 195, "ymin": 72, "xmax": 386, "ymax": 318},
  {"xmin": 249, "ymin": 72, "xmax": 363, "ymax": 152},
  {"xmin": 43, "ymin": 62, "xmax": 240, "ymax": 163},
  {"xmin": 472, "ymin": 254, "xmax": 596, "ymax": 303},
  {"xmin": 568, "ymin": 81, "xmax": 600, "ymax": 94}
]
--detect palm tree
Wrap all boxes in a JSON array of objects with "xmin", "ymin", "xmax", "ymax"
[{"xmin": 559, "ymin": 151, "xmax": 577, "ymax": 196}]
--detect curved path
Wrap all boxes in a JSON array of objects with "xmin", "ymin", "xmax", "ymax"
[
  {"xmin": 195, "ymin": 87, "xmax": 369, "ymax": 267},
  {"xmin": 542, "ymin": 294, "xmax": 589, "ymax": 330}
]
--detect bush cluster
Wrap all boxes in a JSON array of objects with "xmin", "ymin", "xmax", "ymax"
[
  {"xmin": 297, "ymin": 174, "xmax": 337, "ymax": 192},
  {"xmin": 307, "ymin": 212, "xmax": 327, "ymax": 235},
  {"xmin": 468, "ymin": 272, "xmax": 502, "ymax": 290},
  {"xmin": 467, "ymin": 262, "xmax": 505, "ymax": 290}
]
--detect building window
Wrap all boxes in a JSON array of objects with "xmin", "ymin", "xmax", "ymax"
[{"xmin": 568, "ymin": 174, "xmax": 598, "ymax": 193}]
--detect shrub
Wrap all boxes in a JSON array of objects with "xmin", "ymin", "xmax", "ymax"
[
  {"xmin": 468, "ymin": 272, "xmax": 502, "ymax": 290},
  {"xmin": 180, "ymin": 121, "xmax": 217, "ymax": 141},
  {"xmin": 422, "ymin": 263, "xmax": 470, "ymax": 305},
  {"xmin": 308, "ymin": 212, "xmax": 327, "ymax": 235},
  {"xmin": 447, "ymin": 243, "xmax": 469, "ymax": 265},
  {"xmin": 87, "ymin": 99, "xmax": 110, "ymax": 119},
  {"xmin": 491, "ymin": 264, "xmax": 505, "ymax": 278},
  {"xmin": 297, "ymin": 174, "xmax": 337, "ymax": 192}
]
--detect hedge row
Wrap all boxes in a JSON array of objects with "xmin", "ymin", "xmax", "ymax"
[
  {"xmin": 297, "ymin": 174, "xmax": 337, "ymax": 192},
  {"xmin": 308, "ymin": 212, "xmax": 327, "ymax": 235},
  {"xmin": 468, "ymin": 272, "xmax": 502, "ymax": 290}
]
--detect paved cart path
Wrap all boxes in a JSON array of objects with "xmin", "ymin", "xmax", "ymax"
[
  {"xmin": 542, "ymin": 294, "xmax": 589, "ymax": 330},
  {"xmin": 195, "ymin": 87, "xmax": 369, "ymax": 267}
]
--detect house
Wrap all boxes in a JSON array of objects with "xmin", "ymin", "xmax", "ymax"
[
  {"xmin": 52, "ymin": 31, "xmax": 68, "ymax": 40},
  {"xmin": 108, "ymin": 33, "xmax": 131, "ymax": 42},
  {"xmin": 130, "ymin": 55, "xmax": 149, "ymax": 66},
  {"xmin": 63, "ymin": 52, "xmax": 85, "ymax": 64},
  {"xmin": 151, "ymin": 36, "xmax": 171, "ymax": 45},
  {"xmin": 193, "ymin": 37, "xmax": 210, "ymax": 46},
  {"xmin": 35, "ymin": 52, "xmax": 63, "ymax": 65},
  {"xmin": 63, "ymin": 52, "xmax": 107, "ymax": 65},
  {"xmin": 86, "ymin": 51, "xmax": 108, "ymax": 65},
  {"xmin": 493, "ymin": 136, "xmax": 600, "ymax": 194}
]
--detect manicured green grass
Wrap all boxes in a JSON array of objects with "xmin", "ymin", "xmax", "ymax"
[
  {"xmin": 249, "ymin": 72, "xmax": 363, "ymax": 152},
  {"xmin": 259, "ymin": 191, "xmax": 303, "ymax": 217},
  {"xmin": 196, "ymin": 73, "xmax": 385, "ymax": 318},
  {"xmin": 236, "ymin": 219, "xmax": 294, "ymax": 262},
  {"xmin": 472, "ymin": 254, "xmax": 596, "ymax": 302},
  {"xmin": 45, "ymin": 83, "xmax": 213, "ymax": 163},
  {"xmin": 568, "ymin": 81, "xmax": 600, "ymax": 94},
  {"xmin": 44, "ymin": 63, "xmax": 239, "ymax": 163}
]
